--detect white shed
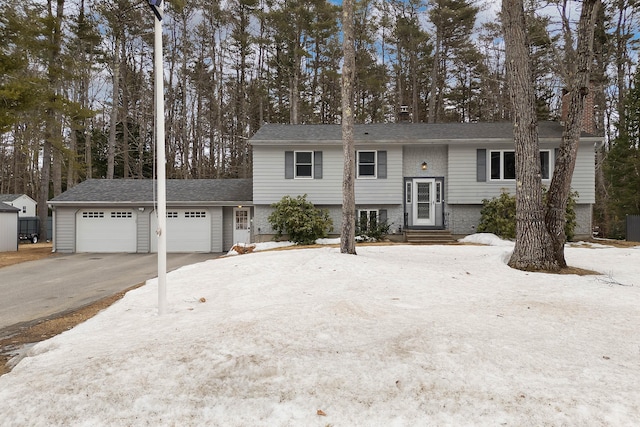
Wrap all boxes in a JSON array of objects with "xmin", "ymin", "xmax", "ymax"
[
  {"xmin": 0, "ymin": 202, "xmax": 19, "ymax": 252},
  {"xmin": 0, "ymin": 194, "xmax": 37, "ymax": 217}
]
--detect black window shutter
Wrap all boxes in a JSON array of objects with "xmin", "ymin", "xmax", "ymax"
[
  {"xmin": 285, "ymin": 151, "xmax": 294, "ymax": 179},
  {"xmin": 314, "ymin": 151, "xmax": 323, "ymax": 179},
  {"xmin": 477, "ymin": 149, "xmax": 486, "ymax": 182},
  {"xmin": 377, "ymin": 150, "xmax": 387, "ymax": 179}
]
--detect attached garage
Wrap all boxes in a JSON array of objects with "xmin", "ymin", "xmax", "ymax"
[
  {"xmin": 76, "ymin": 209, "xmax": 137, "ymax": 252},
  {"xmin": 48, "ymin": 179, "xmax": 252, "ymax": 254},
  {"xmin": 150, "ymin": 209, "xmax": 211, "ymax": 253}
]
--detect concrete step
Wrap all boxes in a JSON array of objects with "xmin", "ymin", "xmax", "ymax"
[{"xmin": 405, "ymin": 229, "xmax": 455, "ymax": 244}]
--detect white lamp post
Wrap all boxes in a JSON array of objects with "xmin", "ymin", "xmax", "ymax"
[{"xmin": 149, "ymin": 0, "xmax": 167, "ymax": 315}]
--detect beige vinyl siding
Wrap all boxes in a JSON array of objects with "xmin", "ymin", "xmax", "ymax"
[
  {"xmin": 223, "ymin": 206, "xmax": 233, "ymax": 251},
  {"xmin": 137, "ymin": 209, "xmax": 150, "ymax": 253},
  {"xmin": 0, "ymin": 212, "xmax": 17, "ymax": 251},
  {"xmin": 253, "ymin": 145, "xmax": 403, "ymax": 205},
  {"xmin": 570, "ymin": 146, "xmax": 596, "ymax": 203},
  {"xmin": 210, "ymin": 206, "xmax": 223, "ymax": 252},
  {"xmin": 53, "ymin": 208, "xmax": 76, "ymax": 253},
  {"xmin": 355, "ymin": 146, "xmax": 403, "ymax": 204},
  {"xmin": 447, "ymin": 142, "xmax": 596, "ymax": 204}
]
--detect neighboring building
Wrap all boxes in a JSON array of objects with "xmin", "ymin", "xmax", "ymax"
[
  {"xmin": 48, "ymin": 179, "xmax": 252, "ymax": 253},
  {"xmin": 0, "ymin": 202, "xmax": 19, "ymax": 252},
  {"xmin": 250, "ymin": 121, "xmax": 601, "ymax": 241},
  {"xmin": 0, "ymin": 194, "xmax": 37, "ymax": 217}
]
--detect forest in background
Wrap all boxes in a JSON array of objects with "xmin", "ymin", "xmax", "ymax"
[{"xmin": 0, "ymin": 0, "xmax": 639, "ymax": 238}]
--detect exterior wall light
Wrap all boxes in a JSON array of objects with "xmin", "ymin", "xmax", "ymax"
[{"xmin": 421, "ymin": 161, "xmax": 428, "ymax": 170}]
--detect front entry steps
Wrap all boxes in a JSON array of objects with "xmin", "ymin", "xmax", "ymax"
[{"xmin": 405, "ymin": 229, "xmax": 455, "ymax": 244}]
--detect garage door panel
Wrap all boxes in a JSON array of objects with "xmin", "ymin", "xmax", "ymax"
[
  {"xmin": 76, "ymin": 210, "xmax": 137, "ymax": 252},
  {"xmin": 151, "ymin": 210, "xmax": 210, "ymax": 253}
]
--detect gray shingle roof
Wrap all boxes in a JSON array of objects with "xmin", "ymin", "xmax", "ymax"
[
  {"xmin": 250, "ymin": 121, "xmax": 591, "ymax": 144},
  {"xmin": 0, "ymin": 194, "xmax": 25, "ymax": 202},
  {"xmin": 49, "ymin": 179, "xmax": 253, "ymax": 204},
  {"xmin": 0, "ymin": 202, "xmax": 20, "ymax": 212}
]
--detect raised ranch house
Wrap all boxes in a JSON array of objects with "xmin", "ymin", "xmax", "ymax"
[
  {"xmin": 48, "ymin": 121, "xmax": 599, "ymax": 253},
  {"xmin": 250, "ymin": 121, "xmax": 600, "ymax": 243}
]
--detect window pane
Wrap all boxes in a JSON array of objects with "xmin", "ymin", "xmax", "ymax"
[
  {"xmin": 369, "ymin": 211, "xmax": 377, "ymax": 229},
  {"xmin": 540, "ymin": 151, "xmax": 550, "ymax": 179},
  {"xmin": 358, "ymin": 151, "xmax": 376, "ymax": 177},
  {"xmin": 359, "ymin": 151, "xmax": 375, "ymax": 163},
  {"xmin": 295, "ymin": 151, "xmax": 312, "ymax": 177},
  {"xmin": 359, "ymin": 164, "xmax": 375, "ymax": 176},
  {"xmin": 296, "ymin": 152, "xmax": 312, "ymax": 163},
  {"xmin": 490, "ymin": 151, "xmax": 501, "ymax": 180},
  {"xmin": 504, "ymin": 151, "xmax": 516, "ymax": 179},
  {"xmin": 296, "ymin": 165, "xmax": 312, "ymax": 177},
  {"xmin": 359, "ymin": 211, "xmax": 368, "ymax": 231}
]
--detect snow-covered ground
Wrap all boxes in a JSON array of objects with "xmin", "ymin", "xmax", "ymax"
[{"xmin": 1, "ymin": 234, "xmax": 639, "ymax": 426}]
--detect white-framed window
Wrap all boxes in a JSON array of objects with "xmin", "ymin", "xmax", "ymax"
[
  {"xmin": 82, "ymin": 211, "xmax": 104, "ymax": 219},
  {"xmin": 111, "ymin": 211, "xmax": 133, "ymax": 218},
  {"xmin": 406, "ymin": 182, "xmax": 412, "ymax": 203},
  {"xmin": 235, "ymin": 210, "xmax": 249, "ymax": 230},
  {"xmin": 358, "ymin": 209, "xmax": 378, "ymax": 232},
  {"xmin": 539, "ymin": 150, "xmax": 551, "ymax": 179},
  {"xmin": 295, "ymin": 151, "xmax": 313, "ymax": 178},
  {"xmin": 22, "ymin": 206, "xmax": 26, "ymax": 213},
  {"xmin": 490, "ymin": 150, "xmax": 552, "ymax": 181},
  {"xmin": 357, "ymin": 151, "xmax": 377, "ymax": 178},
  {"xmin": 185, "ymin": 211, "xmax": 206, "ymax": 218},
  {"xmin": 167, "ymin": 211, "xmax": 178, "ymax": 218},
  {"xmin": 435, "ymin": 181, "xmax": 442, "ymax": 203}
]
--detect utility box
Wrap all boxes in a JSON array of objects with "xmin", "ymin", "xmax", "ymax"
[
  {"xmin": 19, "ymin": 216, "xmax": 40, "ymax": 243},
  {"xmin": 627, "ymin": 215, "xmax": 640, "ymax": 243}
]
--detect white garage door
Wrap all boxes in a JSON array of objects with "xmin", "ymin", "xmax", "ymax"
[
  {"xmin": 151, "ymin": 209, "xmax": 211, "ymax": 253},
  {"xmin": 76, "ymin": 210, "xmax": 137, "ymax": 252}
]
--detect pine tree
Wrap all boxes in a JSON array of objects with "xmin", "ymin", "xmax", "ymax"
[{"xmin": 604, "ymin": 68, "xmax": 640, "ymax": 237}]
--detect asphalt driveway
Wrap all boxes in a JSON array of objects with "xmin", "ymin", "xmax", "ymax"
[{"xmin": 0, "ymin": 252, "xmax": 220, "ymax": 338}]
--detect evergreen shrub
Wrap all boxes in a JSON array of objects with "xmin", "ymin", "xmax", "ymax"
[
  {"xmin": 356, "ymin": 216, "xmax": 390, "ymax": 242},
  {"xmin": 477, "ymin": 189, "xmax": 578, "ymax": 241},
  {"xmin": 268, "ymin": 194, "xmax": 333, "ymax": 245}
]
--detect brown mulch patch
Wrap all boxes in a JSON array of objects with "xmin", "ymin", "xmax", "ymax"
[{"xmin": 0, "ymin": 242, "xmax": 54, "ymax": 269}]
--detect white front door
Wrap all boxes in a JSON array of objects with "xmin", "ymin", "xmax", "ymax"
[
  {"xmin": 412, "ymin": 178, "xmax": 435, "ymax": 226},
  {"xmin": 233, "ymin": 208, "xmax": 251, "ymax": 244}
]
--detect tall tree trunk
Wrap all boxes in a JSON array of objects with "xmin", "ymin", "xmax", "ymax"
[
  {"xmin": 39, "ymin": 0, "xmax": 65, "ymax": 240},
  {"xmin": 85, "ymin": 121, "xmax": 92, "ymax": 179},
  {"xmin": 121, "ymin": 37, "xmax": 130, "ymax": 179},
  {"xmin": 67, "ymin": 120, "xmax": 77, "ymax": 188},
  {"xmin": 428, "ymin": 38, "xmax": 440, "ymax": 123},
  {"xmin": 341, "ymin": 0, "xmax": 356, "ymax": 255},
  {"xmin": 52, "ymin": 140, "xmax": 62, "ymax": 196},
  {"xmin": 502, "ymin": 0, "xmax": 558, "ymax": 271},
  {"xmin": 545, "ymin": 0, "xmax": 601, "ymax": 267},
  {"xmin": 107, "ymin": 34, "xmax": 120, "ymax": 179}
]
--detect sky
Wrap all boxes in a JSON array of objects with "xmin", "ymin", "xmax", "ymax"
[{"xmin": 0, "ymin": 234, "xmax": 639, "ymax": 426}]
